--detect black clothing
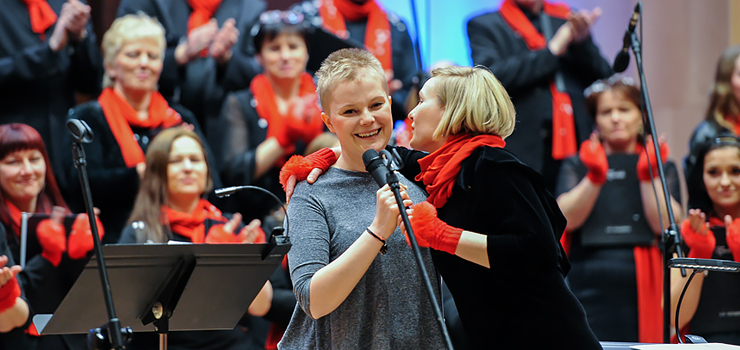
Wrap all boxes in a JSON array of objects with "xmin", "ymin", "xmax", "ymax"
[
  {"xmin": 397, "ymin": 146, "xmax": 600, "ymax": 349},
  {"xmin": 116, "ymin": 0, "xmax": 266, "ymax": 132},
  {"xmin": 0, "ymin": 225, "xmax": 33, "ymax": 350},
  {"xmin": 291, "ymin": 0, "xmax": 418, "ymax": 118},
  {"xmin": 0, "ymin": 0, "xmax": 102, "ymax": 193},
  {"xmin": 555, "ymin": 156, "xmax": 680, "ymax": 341},
  {"xmin": 467, "ymin": 7, "xmax": 611, "ymax": 184},
  {"xmin": 64, "ymin": 102, "xmax": 222, "ymax": 244}
]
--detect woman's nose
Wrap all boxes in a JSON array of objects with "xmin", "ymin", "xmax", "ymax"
[
  {"xmin": 182, "ymin": 158, "xmax": 193, "ymax": 170},
  {"xmin": 359, "ymin": 110, "xmax": 374, "ymax": 125},
  {"xmin": 20, "ymin": 159, "xmax": 32, "ymax": 173},
  {"xmin": 720, "ymin": 172, "xmax": 732, "ymax": 186},
  {"xmin": 139, "ymin": 53, "xmax": 149, "ymax": 66}
]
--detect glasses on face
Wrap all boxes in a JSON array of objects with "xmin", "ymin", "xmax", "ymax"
[
  {"xmin": 713, "ymin": 136, "xmax": 740, "ymax": 147},
  {"xmin": 259, "ymin": 10, "xmax": 305, "ymax": 26},
  {"xmin": 584, "ymin": 75, "xmax": 637, "ymax": 98}
]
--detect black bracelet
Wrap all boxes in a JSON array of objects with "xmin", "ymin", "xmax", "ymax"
[{"xmin": 366, "ymin": 227, "xmax": 387, "ymax": 255}]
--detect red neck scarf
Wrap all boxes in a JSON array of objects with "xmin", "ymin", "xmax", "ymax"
[
  {"xmin": 4, "ymin": 201, "xmax": 24, "ymax": 236},
  {"xmin": 20, "ymin": 0, "xmax": 57, "ymax": 39},
  {"xmin": 499, "ymin": 0, "xmax": 576, "ymax": 160},
  {"xmin": 416, "ymin": 133, "xmax": 506, "ymax": 208},
  {"xmin": 249, "ymin": 73, "xmax": 322, "ymax": 161},
  {"xmin": 319, "ymin": 0, "xmax": 392, "ymax": 71},
  {"xmin": 164, "ymin": 199, "xmax": 222, "ymax": 244},
  {"xmin": 186, "ymin": 0, "xmax": 221, "ymax": 33},
  {"xmin": 98, "ymin": 87, "xmax": 182, "ymax": 168}
]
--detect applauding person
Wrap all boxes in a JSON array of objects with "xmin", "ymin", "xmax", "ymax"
[{"xmin": 672, "ymin": 136, "xmax": 740, "ymax": 345}]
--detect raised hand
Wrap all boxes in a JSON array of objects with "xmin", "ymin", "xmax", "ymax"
[
  {"xmin": 579, "ymin": 132, "xmax": 608, "ymax": 185},
  {"xmin": 67, "ymin": 208, "xmax": 104, "ymax": 260},
  {"xmin": 637, "ymin": 136, "xmax": 669, "ymax": 182},
  {"xmin": 681, "ymin": 209, "xmax": 715, "ymax": 259},
  {"xmin": 176, "ymin": 18, "xmax": 218, "ymax": 64},
  {"xmin": 569, "ymin": 7, "xmax": 601, "ymax": 43},
  {"xmin": 65, "ymin": 0, "xmax": 91, "ymax": 41},
  {"xmin": 209, "ymin": 18, "xmax": 239, "ymax": 64},
  {"xmin": 36, "ymin": 206, "xmax": 67, "ymax": 266},
  {"xmin": 206, "ymin": 213, "xmax": 244, "ymax": 244},
  {"xmin": 235, "ymin": 219, "xmax": 266, "ymax": 243},
  {"xmin": 0, "ymin": 256, "xmax": 21, "ymax": 313},
  {"xmin": 725, "ymin": 215, "xmax": 740, "ymax": 262}
]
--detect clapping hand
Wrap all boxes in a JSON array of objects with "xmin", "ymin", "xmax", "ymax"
[{"xmin": 681, "ymin": 209, "xmax": 715, "ymax": 259}]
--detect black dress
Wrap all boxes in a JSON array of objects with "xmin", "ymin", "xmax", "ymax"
[
  {"xmin": 467, "ymin": 5, "xmax": 612, "ymax": 189},
  {"xmin": 0, "ymin": 0, "xmax": 103, "ymax": 194}
]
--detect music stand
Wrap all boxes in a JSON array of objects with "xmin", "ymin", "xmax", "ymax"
[{"xmin": 32, "ymin": 242, "xmax": 288, "ymax": 349}]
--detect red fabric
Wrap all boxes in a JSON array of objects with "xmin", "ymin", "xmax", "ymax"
[
  {"xmin": 205, "ymin": 224, "xmax": 266, "ymax": 244},
  {"xmin": 0, "ymin": 275, "xmax": 20, "ymax": 313},
  {"xmin": 186, "ymin": 0, "xmax": 221, "ymax": 33},
  {"xmin": 319, "ymin": 0, "xmax": 392, "ymax": 71},
  {"xmin": 633, "ymin": 244, "xmax": 663, "ymax": 343},
  {"xmin": 250, "ymin": 73, "xmax": 323, "ymax": 157},
  {"xmin": 726, "ymin": 218, "xmax": 740, "ymax": 262},
  {"xmin": 21, "ymin": 0, "xmax": 57, "ymax": 38},
  {"xmin": 579, "ymin": 138, "xmax": 608, "ymax": 185},
  {"xmin": 279, "ymin": 148, "xmax": 337, "ymax": 191},
  {"xmin": 681, "ymin": 219, "xmax": 715, "ymax": 259},
  {"xmin": 98, "ymin": 88, "xmax": 182, "ymax": 168},
  {"xmin": 408, "ymin": 202, "xmax": 462, "ymax": 254},
  {"xmin": 416, "ymin": 133, "xmax": 506, "ymax": 208},
  {"xmin": 164, "ymin": 199, "xmax": 223, "ymax": 244},
  {"xmin": 4, "ymin": 201, "xmax": 23, "ymax": 237},
  {"xmin": 637, "ymin": 140, "xmax": 670, "ymax": 182},
  {"xmin": 498, "ymin": 0, "xmax": 576, "ymax": 160},
  {"xmin": 67, "ymin": 213, "xmax": 104, "ymax": 260},
  {"xmin": 36, "ymin": 218, "xmax": 66, "ymax": 266}
]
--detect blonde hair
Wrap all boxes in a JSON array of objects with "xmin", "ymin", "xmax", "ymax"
[
  {"xmin": 101, "ymin": 13, "xmax": 166, "ymax": 88},
  {"xmin": 430, "ymin": 66, "xmax": 516, "ymax": 139},
  {"xmin": 315, "ymin": 48, "xmax": 388, "ymax": 114}
]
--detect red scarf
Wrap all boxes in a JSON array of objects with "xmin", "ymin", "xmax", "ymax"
[
  {"xmin": 186, "ymin": 0, "xmax": 221, "ymax": 33},
  {"xmin": 164, "ymin": 199, "xmax": 223, "ymax": 244},
  {"xmin": 4, "ymin": 201, "xmax": 24, "ymax": 236},
  {"xmin": 416, "ymin": 133, "xmax": 506, "ymax": 208},
  {"xmin": 319, "ymin": 0, "xmax": 393, "ymax": 71},
  {"xmin": 249, "ymin": 73, "xmax": 323, "ymax": 161},
  {"xmin": 21, "ymin": 0, "xmax": 57, "ymax": 39},
  {"xmin": 498, "ymin": 0, "xmax": 576, "ymax": 160},
  {"xmin": 98, "ymin": 88, "xmax": 182, "ymax": 168}
]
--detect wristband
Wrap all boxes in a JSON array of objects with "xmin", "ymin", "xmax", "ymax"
[{"xmin": 366, "ymin": 227, "xmax": 387, "ymax": 255}]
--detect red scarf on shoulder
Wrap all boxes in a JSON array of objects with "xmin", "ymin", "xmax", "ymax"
[
  {"xmin": 164, "ymin": 199, "xmax": 224, "ymax": 244},
  {"xmin": 186, "ymin": 0, "xmax": 221, "ymax": 33},
  {"xmin": 498, "ymin": 0, "xmax": 576, "ymax": 160},
  {"xmin": 416, "ymin": 133, "xmax": 505, "ymax": 208},
  {"xmin": 21, "ymin": 0, "xmax": 57, "ymax": 39},
  {"xmin": 98, "ymin": 88, "xmax": 182, "ymax": 168},
  {"xmin": 249, "ymin": 73, "xmax": 323, "ymax": 161},
  {"xmin": 319, "ymin": 0, "xmax": 392, "ymax": 71}
]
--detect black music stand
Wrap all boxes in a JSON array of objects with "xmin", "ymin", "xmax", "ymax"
[{"xmin": 32, "ymin": 242, "xmax": 288, "ymax": 349}]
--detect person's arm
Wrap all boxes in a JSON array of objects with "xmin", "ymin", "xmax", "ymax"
[
  {"xmin": 467, "ymin": 14, "xmax": 559, "ymax": 92},
  {"xmin": 261, "ymin": 264, "xmax": 296, "ymax": 325},
  {"xmin": 288, "ymin": 183, "xmax": 411, "ymax": 319},
  {"xmin": 557, "ymin": 177, "xmax": 602, "ymax": 231},
  {"xmin": 556, "ymin": 137, "xmax": 607, "ymax": 231},
  {"xmin": 670, "ymin": 257, "xmax": 705, "ymax": 331},
  {"xmin": 68, "ymin": 9, "xmax": 102, "ymax": 96},
  {"xmin": 247, "ymin": 280, "xmax": 273, "ymax": 317},
  {"xmin": 638, "ymin": 142, "xmax": 684, "ymax": 234}
]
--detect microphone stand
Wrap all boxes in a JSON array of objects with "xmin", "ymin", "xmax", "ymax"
[
  {"xmin": 626, "ymin": 14, "xmax": 685, "ymax": 343},
  {"xmin": 382, "ymin": 151, "xmax": 454, "ymax": 350},
  {"xmin": 67, "ymin": 119, "xmax": 131, "ymax": 350}
]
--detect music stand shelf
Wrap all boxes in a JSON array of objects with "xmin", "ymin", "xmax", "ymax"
[{"xmin": 34, "ymin": 243, "xmax": 287, "ymax": 335}]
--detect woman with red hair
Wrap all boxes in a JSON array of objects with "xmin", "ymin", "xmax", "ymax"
[{"xmin": 0, "ymin": 123, "xmax": 101, "ymax": 350}]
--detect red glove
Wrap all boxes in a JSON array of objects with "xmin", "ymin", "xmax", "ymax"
[
  {"xmin": 267, "ymin": 117, "xmax": 296, "ymax": 153},
  {"xmin": 579, "ymin": 138, "xmax": 608, "ymax": 185},
  {"xmin": 36, "ymin": 219, "xmax": 66, "ymax": 266},
  {"xmin": 68, "ymin": 213, "xmax": 104, "ymax": 260},
  {"xmin": 681, "ymin": 218, "xmax": 715, "ymax": 259},
  {"xmin": 0, "ymin": 275, "xmax": 20, "ymax": 313},
  {"xmin": 206, "ymin": 225, "xmax": 239, "ymax": 244},
  {"xmin": 408, "ymin": 202, "xmax": 463, "ymax": 255},
  {"xmin": 725, "ymin": 217, "xmax": 740, "ymax": 262},
  {"xmin": 637, "ymin": 139, "xmax": 669, "ymax": 182},
  {"xmin": 279, "ymin": 147, "xmax": 337, "ymax": 190},
  {"xmin": 236, "ymin": 225, "xmax": 267, "ymax": 243}
]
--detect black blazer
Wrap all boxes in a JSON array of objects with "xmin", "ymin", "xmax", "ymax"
[
  {"xmin": 467, "ymin": 9, "xmax": 612, "ymax": 173},
  {"xmin": 0, "ymin": 0, "xmax": 102, "ymax": 193}
]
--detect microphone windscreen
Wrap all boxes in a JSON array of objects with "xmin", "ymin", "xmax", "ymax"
[
  {"xmin": 363, "ymin": 149, "xmax": 380, "ymax": 167},
  {"xmin": 613, "ymin": 52, "xmax": 630, "ymax": 73}
]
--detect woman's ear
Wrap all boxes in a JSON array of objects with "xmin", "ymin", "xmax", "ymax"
[{"xmin": 321, "ymin": 112, "xmax": 334, "ymax": 133}]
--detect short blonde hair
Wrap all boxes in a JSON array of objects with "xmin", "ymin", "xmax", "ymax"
[
  {"xmin": 101, "ymin": 13, "xmax": 166, "ymax": 88},
  {"xmin": 315, "ymin": 48, "xmax": 388, "ymax": 114},
  {"xmin": 430, "ymin": 66, "xmax": 516, "ymax": 139}
]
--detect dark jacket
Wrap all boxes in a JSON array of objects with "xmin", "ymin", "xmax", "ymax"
[
  {"xmin": 467, "ymin": 8, "xmax": 612, "ymax": 175},
  {"xmin": 685, "ymin": 120, "xmax": 730, "ymax": 177},
  {"xmin": 63, "ymin": 101, "xmax": 222, "ymax": 244},
  {"xmin": 398, "ymin": 146, "xmax": 601, "ymax": 349},
  {"xmin": 0, "ymin": 0, "xmax": 102, "ymax": 193},
  {"xmin": 117, "ymin": 0, "xmax": 266, "ymax": 130}
]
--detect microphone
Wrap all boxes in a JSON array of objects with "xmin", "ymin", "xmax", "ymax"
[
  {"xmin": 362, "ymin": 149, "xmax": 390, "ymax": 187},
  {"xmin": 613, "ymin": 2, "xmax": 641, "ymax": 73},
  {"xmin": 67, "ymin": 119, "xmax": 94, "ymax": 143}
]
